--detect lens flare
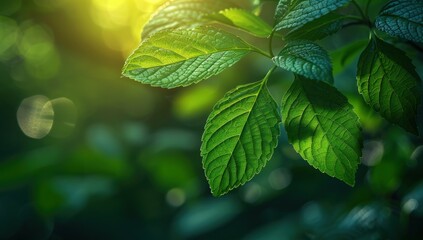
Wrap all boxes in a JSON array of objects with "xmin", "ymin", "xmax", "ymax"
[
  {"xmin": 17, "ymin": 95, "xmax": 54, "ymax": 139},
  {"xmin": 17, "ymin": 96, "xmax": 77, "ymax": 139}
]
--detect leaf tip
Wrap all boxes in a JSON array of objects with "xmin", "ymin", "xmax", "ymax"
[
  {"xmin": 211, "ymin": 189, "xmax": 225, "ymax": 197},
  {"xmin": 344, "ymin": 177, "xmax": 355, "ymax": 187}
]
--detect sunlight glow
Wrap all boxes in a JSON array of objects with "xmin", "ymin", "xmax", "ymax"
[{"xmin": 89, "ymin": 0, "xmax": 167, "ymax": 56}]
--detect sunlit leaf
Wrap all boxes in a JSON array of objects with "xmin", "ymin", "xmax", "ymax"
[
  {"xmin": 274, "ymin": 0, "xmax": 351, "ymax": 31},
  {"xmin": 123, "ymin": 26, "xmax": 254, "ymax": 88},
  {"xmin": 273, "ymin": 41, "xmax": 333, "ymax": 83},
  {"xmin": 282, "ymin": 76, "xmax": 361, "ymax": 186},
  {"xmin": 142, "ymin": 0, "xmax": 233, "ymax": 39},
  {"xmin": 357, "ymin": 37, "xmax": 422, "ymax": 134},
  {"xmin": 201, "ymin": 73, "xmax": 281, "ymax": 196},
  {"xmin": 218, "ymin": 8, "xmax": 273, "ymax": 37},
  {"xmin": 375, "ymin": 0, "xmax": 423, "ymax": 43}
]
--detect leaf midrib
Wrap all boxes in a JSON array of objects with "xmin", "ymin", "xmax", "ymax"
[
  {"xmin": 374, "ymin": 41, "xmax": 407, "ymax": 114},
  {"xmin": 298, "ymin": 81, "xmax": 355, "ymax": 177},
  {"xmin": 124, "ymin": 47, "xmax": 251, "ymax": 71},
  {"xmin": 215, "ymin": 81, "xmax": 266, "ymax": 193}
]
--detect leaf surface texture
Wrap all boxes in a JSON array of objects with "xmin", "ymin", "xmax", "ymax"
[
  {"xmin": 375, "ymin": 0, "xmax": 423, "ymax": 43},
  {"xmin": 201, "ymin": 78, "xmax": 281, "ymax": 196},
  {"xmin": 282, "ymin": 76, "xmax": 361, "ymax": 185},
  {"xmin": 357, "ymin": 38, "xmax": 421, "ymax": 134},
  {"xmin": 273, "ymin": 41, "xmax": 333, "ymax": 83},
  {"xmin": 123, "ymin": 27, "xmax": 253, "ymax": 88}
]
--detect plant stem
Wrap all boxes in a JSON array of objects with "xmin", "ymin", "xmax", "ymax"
[
  {"xmin": 263, "ymin": 66, "xmax": 277, "ymax": 83},
  {"xmin": 253, "ymin": 47, "xmax": 272, "ymax": 58},
  {"xmin": 268, "ymin": 30, "xmax": 276, "ymax": 58}
]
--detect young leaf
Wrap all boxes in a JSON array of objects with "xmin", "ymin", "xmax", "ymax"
[
  {"xmin": 123, "ymin": 27, "xmax": 254, "ymax": 89},
  {"xmin": 217, "ymin": 8, "xmax": 273, "ymax": 37},
  {"xmin": 142, "ymin": 0, "xmax": 234, "ymax": 39},
  {"xmin": 285, "ymin": 13, "xmax": 345, "ymax": 41},
  {"xmin": 357, "ymin": 37, "xmax": 422, "ymax": 134},
  {"xmin": 201, "ymin": 73, "xmax": 281, "ymax": 196},
  {"xmin": 272, "ymin": 41, "xmax": 333, "ymax": 84},
  {"xmin": 375, "ymin": 0, "xmax": 423, "ymax": 43},
  {"xmin": 282, "ymin": 76, "xmax": 361, "ymax": 186},
  {"xmin": 274, "ymin": 0, "xmax": 351, "ymax": 31}
]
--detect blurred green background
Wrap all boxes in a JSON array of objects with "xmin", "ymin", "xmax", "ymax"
[{"xmin": 1, "ymin": 0, "xmax": 423, "ymax": 239}]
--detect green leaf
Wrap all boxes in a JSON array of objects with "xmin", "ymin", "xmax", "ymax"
[
  {"xmin": 331, "ymin": 39, "xmax": 368, "ymax": 75},
  {"xmin": 142, "ymin": 0, "xmax": 234, "ymax": 39},
  {"xmin": 123, "ymin": 27, "xmax": 253, "ymax": 88},
  {"xmin": 285, "ymin": 13, "xmax": 345, "ymax": 41},
  {"xmin": 201, "ymin": 72, "xmax": 281, "ymax": 196},
  {"xmin": 375, "ymin": 0, "xmax": 423, "ymax": 43},
  {"xmin": 218, "ymin": 8, "xmax": 273, "ymax": 37},
  {"xmin": 272, "ymin": 41, "xmax": 333, "ymax": 83},
  {"xmin": 274, "ymin": 0, "xmax": 351, "ymax": 31},
  {"xmin": 357, "ymin": 37, "xmax": 422, "ymax": 134},
  {"xmin": 282, "ymin": 76, "xmax": 361, "ymax": 186}
]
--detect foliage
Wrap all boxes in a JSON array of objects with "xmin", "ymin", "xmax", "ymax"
[{"xmin": 123, "ymin": 0, "xmax": 423, "ymax": 196}]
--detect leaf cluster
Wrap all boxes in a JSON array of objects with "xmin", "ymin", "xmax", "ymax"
[{"xmin": 123, "ymin": 0, "xmax": 423, "ymax": 196}]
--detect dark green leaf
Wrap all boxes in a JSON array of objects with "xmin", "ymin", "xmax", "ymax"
[
  {"xmin": 123, "ymin": 27, "xmax": 253, "ymax": 88},
  {"xmin": 142, "ymin": 0, "xmax": 233, "ymax": 39},
  {"xmin": 273, "ymin": 41, "xmax": 333, "ymax": 83},
  {"xmin": 285, "ymin": 13, "xmax": 345, "ymax": 41},
  {"xmin": 357, "ymin": 37, "xmax": 422, "ymax": 134},
  {"xmin": 201, "ymin": 73, "xmax": 281, "ymax": 196},
  {"xmin": 282, "ymin": 76, "xmax": 361, "ymax": 186},
  {"xmin": 274, "ymin": 0, "xmax": 351, "ymax": 31},
  {"xmin": 375, "ymin": 0, "xmax": 423, "ymax": 43}
]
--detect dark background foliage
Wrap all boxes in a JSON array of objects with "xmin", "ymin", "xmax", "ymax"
[{"xmin": 1, "ymin": 0, "xmax": 423, "ymax": 239}]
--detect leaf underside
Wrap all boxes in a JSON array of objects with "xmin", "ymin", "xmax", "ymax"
[
  {"xmin": 273, "ymin": 41, "xmax": 333, "ymax": 83},
  {"xmin": 375, "ymin": 0, "xmax": 423, "ymax": 43},
  {"xmin": 201, "ymin": 79, "xmax": 281, "ymax": 196},
  {"xmin": 357, "ymin": 37, "xmax": 422, "ymax": 134},
  {"xmin": 282, "ymin": 76, "xmax": 361, "ymax": 186},
  {"xmin": 274, "ymin": 0, "xmax": 351, "ymax": 31},
  {"xmin": 123, "ymin": 27, "xmax": 253, "ymax": 88}
]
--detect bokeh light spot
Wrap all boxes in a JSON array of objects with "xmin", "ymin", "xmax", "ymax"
[
  {"xmin": 18, "ymin": 23, "xmax": 54, "ymax": 61},
  {"xmin": 243, "ymin": 183, "xmax": 262, "ymax": 203},
  {"xmin": 268, "ymin": 168, "xmax": 292, "ymax": 190},
  {"xmin": 361, "ymin": 140, "xmax": 384, "ymax": 166},
  {"xmin": 17, "ymin": 96, "xmax": 77, "ymax": 139},
  {"xmin": 403, "ymin": 198, "xmax": 419, "ymax": 214},
  {"xmin": 17, "ymin": 95, "xmax": 54, "ymax": 139},
  {"xmin": 48, "ymin": 98, "xmax": 77, "ymax": 138},
  {"xmin": 166, "ymin": 188, "xmax": 186, "ymax": 207},
  {"xmin": 17, "ymin": 22, "xmax": 61, "ymax": 80}
]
